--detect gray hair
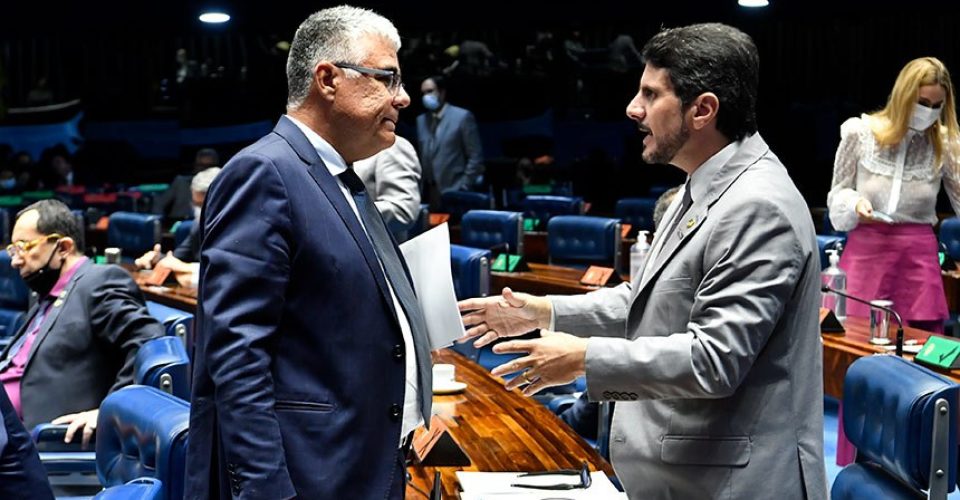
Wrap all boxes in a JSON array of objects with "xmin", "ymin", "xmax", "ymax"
[
  {"xmin": 191, "ymin": 167, "xmax": 222, "ymax": 193},
  {"xmin": 286, "ymin": 5, "xmax": 401, "ymax": 109}
]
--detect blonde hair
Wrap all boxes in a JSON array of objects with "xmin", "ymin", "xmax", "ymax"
[{"xmin": 869, "ymin": 57, "xmax": 960, "ymax": 167}]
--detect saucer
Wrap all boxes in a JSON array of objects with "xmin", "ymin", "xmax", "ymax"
[{"xmin": 433, "ymin": 381, "xmax": 468, "ymax": 395}]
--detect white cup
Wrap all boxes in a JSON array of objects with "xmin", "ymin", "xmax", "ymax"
[
  {"xmin": 433, "ymin": 363, "xmax": 455, "ymax": 385},
  {"xmin": 104, "ymin": 247, "xmax": 122, "ymax": 264}
]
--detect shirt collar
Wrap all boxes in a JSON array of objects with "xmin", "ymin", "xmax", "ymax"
[
  {"xmin": 432, "ymin": 103, "xmax": 447, "ymax": 120},
  {"xmin": 49, "ymin": 256, "xmax": 87, "ymax": 298},
  {"xmin": 687, "ymin": 138, "xmax": 744, "ymax": 205},
  {"xmin": 286, "ymin": 114, "xmax": 351, "ymax": 176}
]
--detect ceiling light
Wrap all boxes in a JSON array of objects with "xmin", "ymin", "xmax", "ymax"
[
  {"xmin": 738, "ymin": 0, "xmax": 769, "ymax": 6},
  {"xmin": 199, "ymin": 12, "xmax": 230, "ymax": 24}
]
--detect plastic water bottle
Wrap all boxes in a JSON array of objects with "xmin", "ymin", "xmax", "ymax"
[
  {"xmin": 630, "ymin": 231, "xmax": 651, "ymax": 281},
  {"xmin": 821, "ymin": 249, "xmax": 846, "ymax": 322}
]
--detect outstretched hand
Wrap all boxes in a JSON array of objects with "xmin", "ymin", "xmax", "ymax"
[
  {"xmin": 457, "ymin": 287, "xmax": 552, "ymax": 348},
  {"xmin": 489, "ymin": 330, "xmax": 588, "ymax": 396}
]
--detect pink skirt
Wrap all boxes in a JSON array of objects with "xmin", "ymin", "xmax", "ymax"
[{"xmin": 838, "ymin": 223, "xmax": 948, "ymax": 324}]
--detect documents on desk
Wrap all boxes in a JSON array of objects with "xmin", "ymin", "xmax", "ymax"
[
  {"xmin": 457, "ymin": 471, "xmax": 625, "ymax": 499},
  {"xmin": 399, "ymin": 223, "xmax": 466, "ymax": 349}
]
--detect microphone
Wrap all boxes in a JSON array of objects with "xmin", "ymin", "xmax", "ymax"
[
  {"xmin": 821, "ymin": 285, "xmax": 905, "ymax": 357},
  {"xmin": 430, "ymin": 470, "xmax": 442, "ymax": 500}
]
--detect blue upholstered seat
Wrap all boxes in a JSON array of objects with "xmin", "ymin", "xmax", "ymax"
[
  {"xmin": 0, "ymin": 252, "xmax": 30, "ymax": 344},
  {"xmin": 107, "ymin": 212, "xmax": 161, "ymax": 261},
  {"xmin": 96, "ymin": 386, "xmax": 190, "ymax": 500},
  {"xmin": 94, "ymin": 477, "xmax": 163, "ymax": 500},
  {"xmin": 831, "ymin": 355, "xmax": 959, "ymax": 499},
  {"xmin": 460, "ymin": 210, "xmax": 523, "ymax": 254},
  {"xmin": 941, "ymin": 217, "xmax": 960, "ymax": 261},
  {"xmin": 173, "ymin": 219, "xmax": 194, "ymax": 248},
  {"xmin": 521, "ymin": 195, "xmax": 583, "ymax": 230},
  {"xmin": 615, "ymin": 197, "xmax": 657, "ymax": 234},
  {"xmin": 134, "ymin": 337, "xmax": 190, "ymax": 400},
  {"xmin": 441, "ymin": 191, "xmax": 493, "ymax": 222},
  {"xmin": 450, "ymin": 244, "xmax": 491, "ymax": 300},
  {"xmin": 547, "ymin": 215, "xmax": 621, "ymax": 268}
]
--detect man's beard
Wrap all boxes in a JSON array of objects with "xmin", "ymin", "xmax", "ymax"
[{"xmin": 642, "ymin": 118, "xmax": 689, "ymax": 165}]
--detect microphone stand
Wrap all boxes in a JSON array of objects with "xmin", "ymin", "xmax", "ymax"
[{"xmin": 821, "ymin": 286, "xmax": 905, "ymax": 357}]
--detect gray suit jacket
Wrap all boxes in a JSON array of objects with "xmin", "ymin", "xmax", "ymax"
[
  {"xmin": 354, "ymin": 136, "xmax": 422, "ymax": 241},
  {"xmin": 552, "ymin": 134, "xmax": 827, "ymax": 499},
  {"xmin": 0, "ymin": 260, "xmax": 164, "ymax": 429},
  {"xmin": 416, "ymin": 104, "xmax": 484, "ymax": 192}
]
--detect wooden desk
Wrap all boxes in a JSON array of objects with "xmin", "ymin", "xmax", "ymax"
[
  {"xmin": 128, "ymin": 267, "xmax": 198, "ymax": 312},
  {"xmin": 492, "ymin": 262, "xmax": 615, "ymax": 296},
  {"xmin": 408, "ymin": 349, "xmax": 613, "ymax": 498},
  {"xmin": 821, "ymin": 317, "xmax": 960, "ymax": 398}
]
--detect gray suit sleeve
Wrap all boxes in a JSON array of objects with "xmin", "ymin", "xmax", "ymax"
[
  {"xmin": 371, "ymin": 137, "xmax": 422, "ymax": 228},
  {"xmin": 460, "ymin": 111, "xmax": 484, "ymax": 188},
  {"xmin": 550, "ymin": 283, "xmax": 632, "ymax": 338},
  {"xmin": 584, "ymin": 198, "xmax": 805, "ymax": 401}
]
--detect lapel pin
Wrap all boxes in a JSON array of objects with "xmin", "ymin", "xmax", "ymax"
[
  {"xmin": 686, "ymin": 217, "xmax": 696, "ymax": 228},
  {"xmin": 53, "ymin": 299, "xmax": 63, "ymax": 307}
]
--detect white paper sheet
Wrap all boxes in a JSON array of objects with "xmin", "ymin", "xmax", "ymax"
[
  {"xmin": 456, "ymin": 471, "xmax": 625, "ymax": 500},
  {"xmin": 400, "ymin": 223, "xmax": 465, "ymax": 349}
]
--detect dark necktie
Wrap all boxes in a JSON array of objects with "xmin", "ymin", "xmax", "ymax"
[
  {"xmin": 338, "ymin": 167, "xmax": 433, "ymax": 419},
  {"xmin": 665, "ymin": 179, "xmax": 694, "ymax": 237}
]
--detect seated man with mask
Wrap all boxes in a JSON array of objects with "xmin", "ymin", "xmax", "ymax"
[
  {"xmin": 135, "ymin": 167, "xmax": 221, "ymax": 286},
  {"xmin": 0, "ymin": 199, "xmax": 164, "ymax": 446}
]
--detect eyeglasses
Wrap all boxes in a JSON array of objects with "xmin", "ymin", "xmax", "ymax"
[
  {"xmin": 6, "ymin": 233, "xmax": 62, "ymax": 257},
  {"xmin": 334, "ymin": 63, "xmax": 404, "ymax": 96},
  {"xmin": 510, "ymin": 462, "xmax": 592, "ymax": 490}
]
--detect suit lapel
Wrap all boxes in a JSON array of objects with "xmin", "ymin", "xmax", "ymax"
[
  {"xmin": 23, "ymin": 260, "xmax": 89, "ymax": 372},
  {"xmin": 634, "ymin": 134, "xmax": 772, "ymax": 300},
  {"xmin": 271, "ymin": 117, "xmax": 399, "ymax": 325}
]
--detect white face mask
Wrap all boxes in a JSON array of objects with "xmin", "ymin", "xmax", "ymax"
[
  {"xmin": 909, "ymin": 103, "xmax": 942, "ymax": 131},
  {"xmin": 193, "ymin": 205, "xmax": 202, "ymax": 220}
]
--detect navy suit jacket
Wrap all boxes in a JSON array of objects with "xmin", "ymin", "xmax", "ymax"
[
  {"xmin": 0, "ymin": 387, "xmax": 53, "ymax": 499},
  {"xmin": 416, "ymin": 104, "xmax": 484, "ymax": 192},
  {"xmin": 187, "ymin": 117, "xmax": 431, "ymax": 500}
]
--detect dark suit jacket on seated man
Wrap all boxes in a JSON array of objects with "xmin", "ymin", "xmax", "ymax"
[
  {"xmin": 186, "ymin": 6, "xmax": 433, "ymax": 500},
  {"xmin": 0, "ymin": 199, "xmax": 164, "ymax": 446},
  {"xmin": 459, "ymin": 24, "xmax": 826, "ymax": 499}
]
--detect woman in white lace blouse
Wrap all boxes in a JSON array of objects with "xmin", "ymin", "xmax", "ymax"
[{"xmin": 827, "ymin": 57, "xmax": 960, "ymax": 334}]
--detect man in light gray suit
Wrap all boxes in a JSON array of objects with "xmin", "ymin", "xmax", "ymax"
[
  {"xmin": 354, "ymin": 135, "xmax": 422, "ymax": 242},
  {"xmin": 459, "ymin": 23, "xmax": 826, "ymax": 499},
  {"xmin": 417, "ymin": 75, "xmax": 484, "ymax": 210}
]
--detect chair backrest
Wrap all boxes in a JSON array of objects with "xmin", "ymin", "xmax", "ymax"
[
  {"xmin": 441, "ymin": 191, "xmax": 493, "ymax": 222},
  {"xmin": 461, "ymin": 210, "xmax": 523, "ymax": 255},
  {"xmin": 0, "ymin": 252, "xmax": 30, "ymax": 311},
  {"xmin": 146, "ymin": 301, "xmax": 195, "ymax": 353},
  {"xmin": 615, "ymin": 197, "xmax": 657, "ymax": 234},
  {"xmin": 522, "ymin": 195, "xmax": 583, "ymax": 230},
  {"xmin": 941, "ymin": 217, "xmax": 960, "ymax": 261},
  {"xmin": 107, "ymin": 212, "xmax": 161, "ymax": 258},
  {"xmin": 94, "ymin": 477, "xmax": 164, "ymax": 500},
  {"xmin": 96, "ymin": 386, "xmax": 190, "ymax": 500},
  {"xmin": 450, "ymin": 244, "xmax": 491, "ymax": 300},
  {"xmin": 173, "ymin": 220, "xmax": 194, "ymax": 248},
  {"xmin": 831, "ymin": 355, "xmax": 959, "ymax": 500},
  {"xmin": 547, "ymin": 215, "xmax": 621, "ymax": 268},
  {"xmin": 816, "ymin": 235, "xmax": 846, "ymax": 270},
  {"xmin": 134, "ymin": 337, "xmax": 190, "ymax": 400},
  {"xmin": 0, "ymin": 207, "xmax": 10, "ymax": 245}
]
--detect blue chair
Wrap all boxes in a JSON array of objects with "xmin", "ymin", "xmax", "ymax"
[
  {"xmin": 0, "ymin": 207, "xmax": 11, "ymax": 245},
  {"xmin": 107, "ymin": 212, "xmax": 161, "ymax": 262},
  {"xmin": 146, "ymin": 300, "xmax": 193, "ymax": 347},
  {"xmin": 831, "ymin": 355, "xmax": 959, "ymax": 500},
  {"xmin": 940, "ymin": 217, "xmax": 960, "ymax": 261},
  {"xmin": 441, "ymin": 191, "xmax": 493, "ymax": 222},
  {"xmin": 173, "ymin": 219, "xmax": 194, "ymax": 248},
  {"xmin": 522, "ymin": 195, "xmax": 583, "ymax": 230},
  {"xmin": 96, "ymin": 386, "xmax": 190, "ymax": 500},
  {"xmin": 450, "ymin": 244, "xmax": 491, "ymax": 300},
  {"xmin": 134, "ymin": 337, "xmax": 190, "ymax": 400},
  {"xmin": 615, "ymin": 197, "xmax": 657, "ymax": 234},
  {"xmin": 94, "ymin": 477, "xmax": 163, "ymax": 500},
  {"xmin": 0, "ymin": 252, "xmax": 30, "ymax": 345},
  {"xmin": 547, "ymin": 215, "xmax": 621, "ymax": 269},
  {"xmin": 460, "ymin": 210, "xmax": 523, "ymax": 255},
  {"xmin": 816, "ymin": 235, "xmax": 846, "ymax": 270}
]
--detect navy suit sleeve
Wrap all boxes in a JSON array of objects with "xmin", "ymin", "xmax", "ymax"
[
  {"xmin": 90, "ymin": 266, "xmax": 165, "ymax": 394},
  {"xmin": 199, "ymin": 153, "xmax": 297, "ymax": 496}
]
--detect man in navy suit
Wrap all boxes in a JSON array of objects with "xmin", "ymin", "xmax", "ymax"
[
  {"xmin": 416, "ymin": 75, "xmax": 484, "ymax": 209},
  {"xmin": 186, "ymin": 6, "xmax": 433, "ymax": 499}
]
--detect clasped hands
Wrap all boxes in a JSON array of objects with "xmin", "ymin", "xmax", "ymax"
[{"xmin": 457, "ymin": 287, "xmax": 587, "ymax": 396}]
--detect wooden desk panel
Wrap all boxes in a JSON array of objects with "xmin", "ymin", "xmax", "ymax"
[
  {"xmin": 408, "ymin": 349, "xmax": 613, "ymax": 498},
  {"xmin": 492, "ymin": 262, "xmax": 608, "ymax": 296},
  {"xmin": 127, "ymin": 266, "xmax": 198, "ymax": 312},
  {"xmin": 821, "ymin": 317, "xmax": 960, "ymax": 398}
]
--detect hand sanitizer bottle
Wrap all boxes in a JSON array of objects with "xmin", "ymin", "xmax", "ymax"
[
  {"xmin": 821, "ymin": 248, "xmax": 846, "ymax": 322},
  {"xmin": 630, "ymin": 231, "xmax": 650, "ymax": 282}
]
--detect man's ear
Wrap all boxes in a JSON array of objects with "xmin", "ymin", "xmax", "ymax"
[
  {"xmin": 314, "ymin": 62, "xmax": 338, "ymax": 101},
  {"xmin": 58, "ymin": 237, "xmax": 76, "ymax": 256},
  {"xmin": 689, "ymin": 92, "xmax": 720, "ymax": 131}
]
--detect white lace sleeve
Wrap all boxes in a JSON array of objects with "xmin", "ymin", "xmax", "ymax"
[
  {"xmin": 827, "ymin": 118, "xmax": 865, "ymax": 232},
  {"xmin": 942, "ymin": 137, "xmax": 960, "ymax": 218}
]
